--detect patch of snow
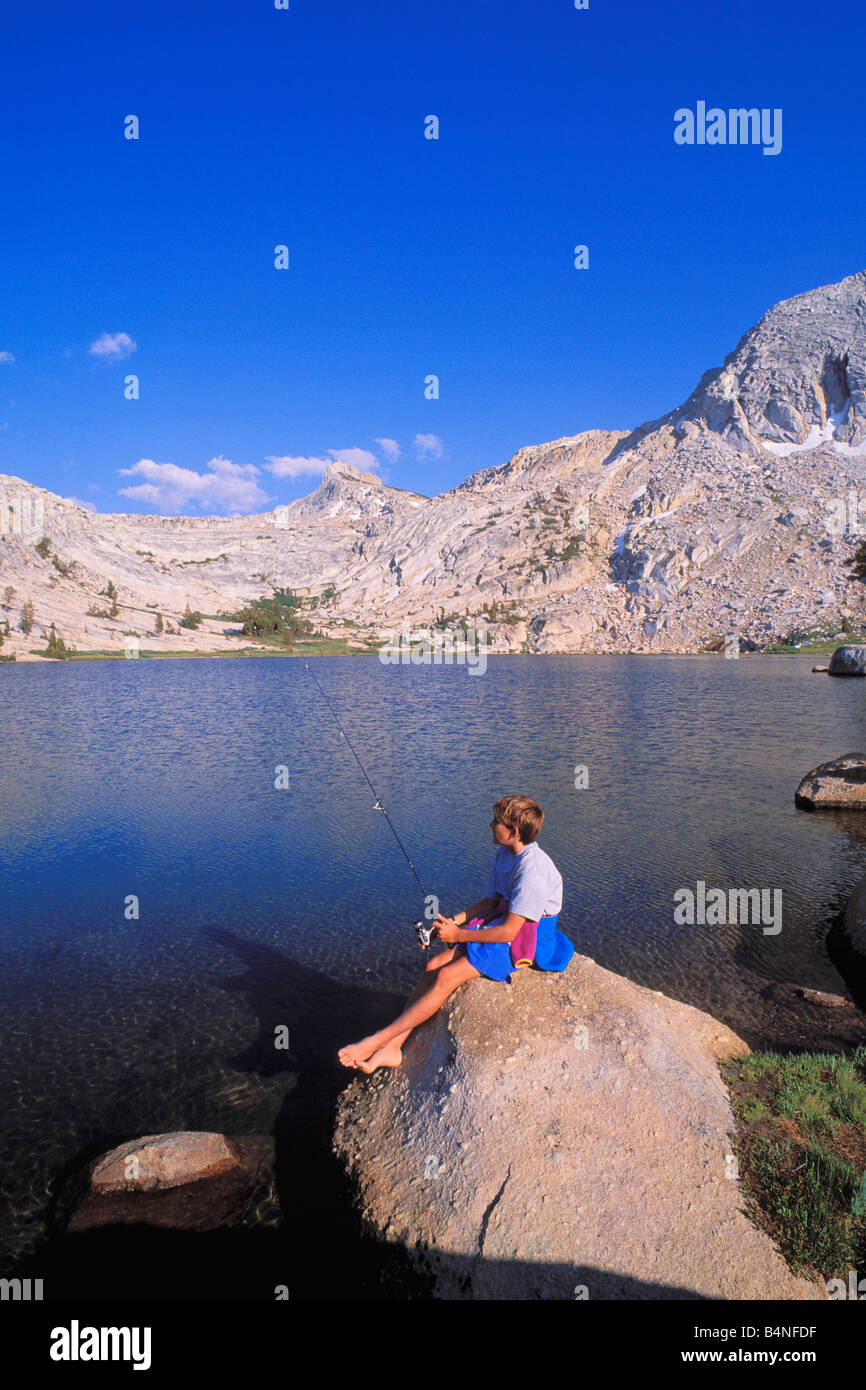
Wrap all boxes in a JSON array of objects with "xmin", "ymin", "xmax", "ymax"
[
  {"xmin": 629, "ymin": 485, "xmax": 647, "ymax": 502},
  {"xmin": 762, "ymin": 401, "xmax": 866, "ymax": 457}
]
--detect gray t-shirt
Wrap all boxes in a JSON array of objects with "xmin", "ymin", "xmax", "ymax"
[{"xmin": 485, "ymin": 841, "xmax": 563, "ymax": 921}]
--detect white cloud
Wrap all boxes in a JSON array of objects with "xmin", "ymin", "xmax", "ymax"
[
  {"xmin": 374, "ymin": 437, "xmax": 400, "ymax": 462},
  {"xmin": 0, "ymin": 351, "xmax": 14, "ymax": 364},
  {"xmin": 328, "ymin": 446, "xmax": 382, "ymax": 474},
  {"xmin": 118, "ymin": 455, "xmax": 269, "ymax": 514},
  {"xmin": 264, "ymin": 445, "xmax": 383, "ymax": 479},
  {"xmin": 265, "ymin": 454, "xmax": 332, "ymax": 480},
  {"xmin": 89, "ymin": 332, "xmax": 137, "ymax": 362},
  {"xmin": 414, "ymin": 433, "xmax": 444, "ymax": 459}
]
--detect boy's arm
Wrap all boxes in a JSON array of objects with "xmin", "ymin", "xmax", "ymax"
[
  {"xmin": 450, "ymin": 896, "xmax": 499, "ymax": 926},
  {"xmin": 436, "ymin": 903, "xmax": 527, "ymax": 943},
  {"xmin": 456, "ymin": 909, "xmax": 526, "ymax": 943}
]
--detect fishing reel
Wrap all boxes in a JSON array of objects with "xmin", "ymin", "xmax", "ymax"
[{"xmin": 414, "ymin": 920, "xmax": 435, "ymax": 950}]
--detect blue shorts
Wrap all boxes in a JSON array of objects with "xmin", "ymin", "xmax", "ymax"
[{"xmin": 465, "ymin": 914, "xmax": 573, "ymax": 983}]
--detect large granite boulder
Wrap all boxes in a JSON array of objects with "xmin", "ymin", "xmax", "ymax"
[
  {"xmin": 332, "ymin": 956, "xmax": 826, "ymax": 1300},
  {"xmin": 59, "ymin": 1131, "xmax": 274, "ymax": 1233},
  {"xmin": 828, "ymin": 645, "xmax": 866, "ymax": 676},
  {"xmin": 794, "ymin": 753, "xmax": 866, "ymax": 810},
  {"xmin": 530, "ymin": 611, "xmax": 596, "ymax": 653}
]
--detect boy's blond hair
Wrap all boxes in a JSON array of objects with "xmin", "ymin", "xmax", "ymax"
[{"xmin": 493, "ymin": 794, "xmax": 544, "ymax": 845}]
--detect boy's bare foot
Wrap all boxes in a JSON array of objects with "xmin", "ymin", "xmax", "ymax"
[
  {"xmin": 338, "ymin": 1036, "xmax": 381, "ymax": 1068},
  {"xmin": 358, "ymin": 1041, "xmax": 403, "ymax": 1072}
]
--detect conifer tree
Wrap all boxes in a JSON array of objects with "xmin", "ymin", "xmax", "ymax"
[
  {"xmin": 846, "ymin": 542, "xmax": 866, "ymax": 582},
  {"xmin": 180, "ymin": 604, "xmax": 202, "ymax": 630}
]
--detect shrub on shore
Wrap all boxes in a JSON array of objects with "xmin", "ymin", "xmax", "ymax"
[{"xmin": 721, "ymin": 1046, "xmax": 866, "ymax": 1282}]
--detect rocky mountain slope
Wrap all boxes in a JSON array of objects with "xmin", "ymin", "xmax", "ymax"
[{"xmin": 1, "ymin": 269, "xmax": 865, "ymax": 658}]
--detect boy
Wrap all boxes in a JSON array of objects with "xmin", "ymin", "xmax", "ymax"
[{"xmin": 338, "ymin": 794, "xmax": 573, "ymax": 1073}]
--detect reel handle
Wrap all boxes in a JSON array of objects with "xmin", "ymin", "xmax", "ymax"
[{"xmin": 414, "ymin": 920, "xmax": 434, "ymax": 949}]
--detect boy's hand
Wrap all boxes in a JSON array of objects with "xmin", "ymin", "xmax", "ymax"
[{"xmin": 435, "ymin": 916, "xmax": 460, "ymax": 944}]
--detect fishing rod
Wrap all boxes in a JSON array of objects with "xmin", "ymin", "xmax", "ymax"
[{"xmin": 302, "ymin": 661, "xmax": 436, "ymax": 947}]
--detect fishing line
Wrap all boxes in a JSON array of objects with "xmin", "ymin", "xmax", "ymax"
[{"xmin": 303, "ymin": 660, "xmax": 430, "ymax": 903}]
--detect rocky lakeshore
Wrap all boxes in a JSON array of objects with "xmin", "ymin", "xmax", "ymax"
[{"xmin": 332, "ymin": 956, "xmax": 829, "ymax": 1300}]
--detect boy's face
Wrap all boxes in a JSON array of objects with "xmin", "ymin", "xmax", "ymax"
[{"xmin": 490, "ymin": 815, "xmax": 521, "ymax": 850}]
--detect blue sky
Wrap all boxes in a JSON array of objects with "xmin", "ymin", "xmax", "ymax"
[{"xmin": 1, "ymin": 0, "xmax": 863, "ymax": 515}]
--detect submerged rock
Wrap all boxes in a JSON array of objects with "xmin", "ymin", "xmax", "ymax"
[
  {"xmin": 795, "ymin": 987, "xmax": 851, "ymax": 1008},
  {"xmin": 828, "ymin": 645, "xmax": 866, "ymax": 676},
  {"xmin": 794, "ymin": 753, "xmax": 866, "ymax": 810},
  {"xmin": 332, "ymin": 956, "xmax": 825, "ymax": 1300},
  {"xmin": 60, "ymin": 1131, "xmax": 274, "ymax": 1233}
]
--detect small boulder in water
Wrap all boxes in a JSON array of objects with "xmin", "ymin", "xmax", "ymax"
[
  {"xmin": 59, "ymin": 1131, "xmax": 274, "ymax": 1233},
  {"xmin": 795, "ymin": 987, "xmax": 851, "ymax": 1008},
  {"xmin": 828, "ymin": 645, "xmax": 866, "ymax": 677},
  {"xmin": 794, "ymin": 753, "xmax": 866, "ymax": 810}
]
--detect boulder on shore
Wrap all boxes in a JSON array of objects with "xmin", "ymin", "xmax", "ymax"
[
  {"xmin": 332, "ymin": 956, "xmax": 826, "ymax": 1300},
  {"xmin": 794, "ymin": 752, "xmax": 866, "ymax": 810},
  {"xmin": 828, "ymin": 645, "xmax": 866, "ymax": 676},
  {"xmin": 59, "ymin": 1131, "xmax": 274, "ymax": 1234}
]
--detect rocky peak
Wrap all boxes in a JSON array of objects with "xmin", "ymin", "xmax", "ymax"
[
  {"xmin": 456, "ymin": 430, "xmax": 628, "ymax": 496},
  {"xmin": 674, "ymin": 268, "xmax": 866, "ymax": 456},
  {"xmin": 286, "ymin": 461, "xmax": 426, "ymax": 522}
]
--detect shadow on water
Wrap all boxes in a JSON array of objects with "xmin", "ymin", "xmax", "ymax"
[
  {"xmin": 13, "ymin": 1230, "xmax": 715, "ymax": 1300},
  {"xmin": 13, "ymin": 930, "xmax": 428, "ymax": 1300},
  {"xmin": 826, "ymin": 909, "xmax": 866, "ymax": 1016},
  {"xmin": 721, "ymin": 883, "xmax": 866, "ymax": 1058}
]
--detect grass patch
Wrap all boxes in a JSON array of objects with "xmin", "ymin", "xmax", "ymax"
[
  {"xmin": 50, "ymin": 633, "xmax": 380, "ymax": 661},
  {"xmin": 721, "ymin": 1047, "xmax": 866, "ymax": 1282},
  {"xmin": 764, "ymin": 636, "xmax": 866, "ymax": 655},
  {"xmin": 764, "ymin": 620, "xmax": 865, "ymax": 655}
]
